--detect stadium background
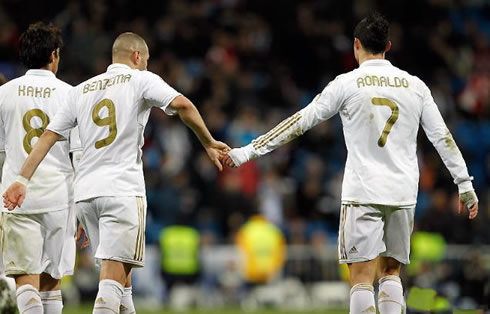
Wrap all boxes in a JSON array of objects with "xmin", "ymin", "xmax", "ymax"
[{"xmin": 0, "ymin": 0, "xmax": 488, "ymax": 312}]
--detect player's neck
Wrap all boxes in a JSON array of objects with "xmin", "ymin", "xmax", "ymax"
[
  {"xmin": 358, "ymin": 53, "xmax": 385, "ymax": 66},
  {"xmin": 39, "ymin": 63, "xmax": 56, "ymax": 74}
]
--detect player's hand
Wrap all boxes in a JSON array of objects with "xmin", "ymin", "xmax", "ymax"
[
  {"xmin": 223, "ymin": 153, "xmax": 237, "ymax": 168},
  {"xmin": 205, "ymin": 140, "xmax": 231, "ymax": 171},
  {"xmin": 76, "ymin": 223, "xmax": 89, "ymax": 249},
  {"xmin": 458, "ymin": 190, "xmax": 479, "ymax": 219},
  {"xmin": 2, "ymin": 182, "xmax": 26, "ymax": 210}
]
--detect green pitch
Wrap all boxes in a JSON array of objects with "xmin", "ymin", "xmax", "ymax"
[{"xmin": 63, "ymin": 305, "xmax": 349, "ymax": 314}]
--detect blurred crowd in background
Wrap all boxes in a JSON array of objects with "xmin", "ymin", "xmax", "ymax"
[{"xmin": 0, "ymin": 0, "xmax": 488, "ymax": 310}]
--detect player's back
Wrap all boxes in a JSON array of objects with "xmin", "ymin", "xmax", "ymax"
[
  {"xmin": 337, "ymin": 59, "xmax": 427, "ymax": 205},
  {"xmin": 67, "ymin": 64, "xmax": 179, "ymax": 201},
  {"xmin": 0, "ymin": 70, "xmax": 74, "ymax": 213}
]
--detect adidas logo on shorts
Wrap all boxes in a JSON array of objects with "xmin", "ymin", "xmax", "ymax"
[
  {"xmin": 379, "ymin": 291, "xmax": 389, "ymax": 297},
  {"xmin": 349, "ymin": 246, "xmax": 359, "ymax": 254},
  {"xmin": 95, "ymin": 297, "xmax": 106, "ymax": 305}
]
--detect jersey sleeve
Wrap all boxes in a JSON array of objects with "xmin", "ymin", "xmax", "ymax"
[
  {"xmin": 140, "ymin": 71, "xmax": 181, "ymax": 116},
  {"xmin": 69, "ymin": 126, "xmax": 82, "ymax": 152},
  {"xmin": 228, "ymin": 77, "xmax": 345, "ymax": 166},
  {"xmin": 46, "ymin": 88, "xmax": 77, "ymax": 139},
  {"xmin": 419, "ymin": 80, "xmax": 474, "ymax": 193}
]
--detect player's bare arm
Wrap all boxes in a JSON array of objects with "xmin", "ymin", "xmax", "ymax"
[
  {"xmin": 169, "ymin": 95, "xmax": 230, "ymax": 171},
  {"xmin": 2, "ymin": 130, "xmax": 61, "ymax": 210}
]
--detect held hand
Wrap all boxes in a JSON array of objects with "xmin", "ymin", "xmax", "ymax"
[
  {"xmin": 458, "ymin": 190, "xmax": 479, "ymax": 220},
  {"xmin": 76, "ymin": 223, "xmax": 90, "ymax": 249},
  {"xmin": 223, "ymin": 153, "xmax": 237, "ymax": 168},
  {"xmin": 2, "ymin": 182, "xmax": 27, "ymax": 210},
  {"xmin": 205, "ymin": 140, "xmax": 231, "ymax": 171}
]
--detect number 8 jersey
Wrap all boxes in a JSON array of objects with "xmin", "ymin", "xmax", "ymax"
[
  {"xmin": 0, "ymin": 70, "xmax": 77, "ymax": 213},
  {"xmin": 47, "ymin": 64, "xmax": 181, "ymax": 202}
]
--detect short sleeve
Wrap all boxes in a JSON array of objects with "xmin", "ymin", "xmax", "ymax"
[
  {"xmin": 69, "ymin": 126, "xmax": 82, "ymax": 152},
  {"xmin": 140, "ymin": 71, "xmax": 181, "ymax": 115},
  {"xmin": 46, "ymin": 88, "xmax": 77, "ymax": 139}
]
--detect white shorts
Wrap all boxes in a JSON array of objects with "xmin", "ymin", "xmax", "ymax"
[
  {"xmin": 338, "ymin": 203, "xmax": 415, "ymax": 265},
  {"xmin": 1, "ymin": 209, "xmax": 76, "ymax": 279},
  {"xmin": 76, "ymin": 196, "xmax": 146, "ymax": 268}
]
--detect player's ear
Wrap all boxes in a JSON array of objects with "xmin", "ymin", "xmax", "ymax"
[
  {"xmin": 385, "ymin": 40, "xmax": 392, "ymax": 53},
  {"xmin": 354, "ymin": 38, "xmax": 361, "ymax": 50},
  {"xmin": 130, "ymin": 51, "xmax": 139, "ymax": 66},
  {"xmin": 49, "ymin": 50, "xmax": 55, "ymax": 64}
]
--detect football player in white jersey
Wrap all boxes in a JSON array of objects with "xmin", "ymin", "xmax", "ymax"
[
  {"xmin": 3, "ymin": 32, "xmax": 229, "ymax": 314},
  {"xmin": 0, "ymin": 23, "xmax": 80, "ymax": 314},
  {"xmin": 222, "ymin": 13, "xmax": 479, "ymax": 314}
]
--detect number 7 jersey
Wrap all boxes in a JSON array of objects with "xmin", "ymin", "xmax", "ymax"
[
  {"xmin": 47, "ymin": 64, "xmax": 181, "ymax": 202},
  {"xmin": 0, "ymin": 70, "xmax": 76, "ymax": 213},
  {"xmin": 234, "ymin": 59, "xmax": 473, "ymax": 205}
]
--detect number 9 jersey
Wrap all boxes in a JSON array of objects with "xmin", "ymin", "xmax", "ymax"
[
  {"xmin": 47, "ymin": 64, "xmax": 181, "ymax": 202},
  {"xmin": 0, "ymin": 70, "xmax": 77, "ymax": 213}
]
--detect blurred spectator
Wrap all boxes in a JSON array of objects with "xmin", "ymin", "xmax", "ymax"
[
  {"xmin": 159, "ymin": 225, "xmax": 200, "ymax": 296},
  {"xmin": 236, "ymin": 214, "xmax": 286, "ymax": 284}
]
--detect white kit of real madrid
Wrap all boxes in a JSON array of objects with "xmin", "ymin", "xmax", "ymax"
[
  {"xmin": 47, "ymin": 63, "xmax": 181, "ymax": 267},
  {"xmin": 229, "ymin": 59, "xmax": 474, "ymax": 264},
  {"xmin": 0, "ymin": 69, "xmax": 79, "ymax": 279}
]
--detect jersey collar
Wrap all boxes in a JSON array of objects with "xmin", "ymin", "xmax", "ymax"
[
  {"xmin": 359, "ymin": 59, "xmax": 392, "ymax": 67},
  {"xmin": 107, "ymin": 63, "xmax": 132, "ymax": 72},
  {"xmin": 25, "ymin": 69, "xmax": 56, "ymax": 77}
]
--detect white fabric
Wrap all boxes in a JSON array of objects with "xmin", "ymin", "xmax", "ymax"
[
  {"xmin": 378, "ymin": 275, "xmax": 404, "ymax": 314},
  {"xmin": 338, "ymin": 203, "xmax": 414, "ymax": 264},
  {"xmin": 2, "ymin": 209, "xmax": 75, "ymax": 279},
  {"xmin": 120, "ymin": 287, "xmax": 136, "ymax": 314},
  {"xmin": 0, "ymin": 69, "xmax": 77, "ymax": 213},
  {"xmin": 76, "ymin": 196, "xmax": 147, "ymax": 267},
  {"xmin": 16, "ymin": 284, "xmax": 43, "ymax": 314},
  {"xmin": 349, "ymin": 284, "xmax": 376, "ymax": 314},
  {"xmin": 229, "ymin": 59, "xmax": 474, "ymax": 205},
  {"xmin": 47, "ymin": 63, "xmax": 181, "ymax": 202},
  {"xmin": 40, "ymin": 290, "xmax": 63, "ymax": 314},
  {"xmin": 93, "ymin": 279, "xmax": 124, "ymax": 314}
]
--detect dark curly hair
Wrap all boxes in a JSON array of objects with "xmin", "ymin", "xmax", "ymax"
[
  {"xmin": 354, "ymin": 12, "xmax": 390, "ymax": 55},
  {"xmin": 19, "ymin": 22, "xmax": 63, "ymax": 69}
]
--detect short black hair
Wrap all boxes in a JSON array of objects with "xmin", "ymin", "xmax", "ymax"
[
  {"xmin": 354, "ymin": 12, "xmax": 389, "ymax": 55},
  {"xmin": 19, "ymin": 22, "xmax": 63, "ymax": 69}
]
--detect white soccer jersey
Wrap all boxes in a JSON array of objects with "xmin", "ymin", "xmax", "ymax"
[
  {"xmin": 230, "ymin": 59, "xmax": 474, "ymax": 206},
  {"xmin": 47, "ymin": 63, "xmax": 181, "ymax": 202},
  {"xmin": 0, "ymin": 70, "xmax": 75, "ymax": 213}
]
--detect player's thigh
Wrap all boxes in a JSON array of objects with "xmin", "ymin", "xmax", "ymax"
[
  {"xmin": 380, "ymin": 205, "xmax": 415, "ymax": 264},
  {"xmin": 39, "ymin": 209, "xmax": 75, "ymax": 279},
  {"xmin": 2, "ymin": 213, "xmax": 43, "ymax": 275},
  {"xmin": 97, "ymin": 196, "xmax": 146, "ymax": 267},
  {"xmin": 338, "ymin": 203, "xmax": 385, "ymax": 264}
]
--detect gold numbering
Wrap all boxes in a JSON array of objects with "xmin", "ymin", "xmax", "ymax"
[
  {"xmin": 92, "ymin": 99, "xmax": 117, "ymax": 149},
  {"xmin": 22, "ymin": 109, "xmax": 50, "ymax": 154},
  {"xmin": 371, "ymin": 97, "xmax": 399, "ymax": 147}
]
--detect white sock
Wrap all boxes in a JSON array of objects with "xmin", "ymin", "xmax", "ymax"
[
  {"xmin": 350, "ymin": 283, "xmax": 376, "ymax": 314},
  {"xmin": 16, "ymin": 284, "xmax": 44, "ymax": 314},
  {"xmin": 120, "ymin": 287, "xmax": 136, "ymax": 314},
  {"xmin": 93, "ymin": 279, "xmax": 124, "ymax": 314},
  {"xmin": 0, "ymin": 273, "xmax": 16, "ymax": 291},
  {"xmin": 40, "ymin": 290, "xmax": 63, "ymax": 314},
  {"xmin": 378, "ymin": 275, "xmax": 404, "ymax": 314}
]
